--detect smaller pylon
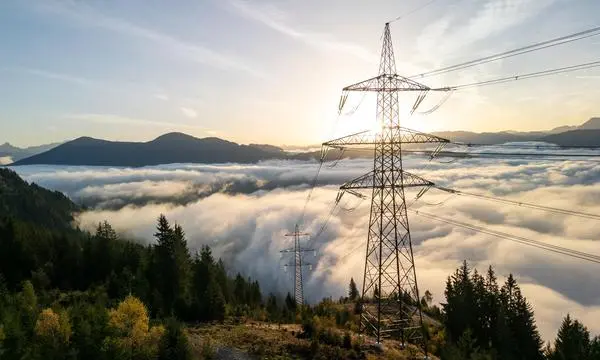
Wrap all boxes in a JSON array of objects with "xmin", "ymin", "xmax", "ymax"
[{"xmin": 281, "ymin": 224, "xmax": 314, "ymax": 306}]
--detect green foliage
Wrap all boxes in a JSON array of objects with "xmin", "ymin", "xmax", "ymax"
[
  {"xmin": 198, "ymin": 338, "xmax": 215, "ymax": 360},
  {"xmin": 0, "ymin": 168, "xmax": 79, "ymax": 230},
  {"xmin": 442, "ymin": 262, "xmax": 545, "ymax": 359},
  {"xmin": 548, "ymin": 314, "xmax": 596, "ymax": 360},
  {"xmin": 157, "ymin": 319, "xmax": 192, "ymax": 360}
]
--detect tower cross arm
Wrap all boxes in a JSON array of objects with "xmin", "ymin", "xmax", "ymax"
[
  {"xmin": 340, "ymin": 170, "xmax": 434, "ymax": 191},
  {"xmin": 322, "ymin": 128, "xmax": 450, "ymax": 151},
  {"xmin": 343, "ymin": 74, "xmax": 451, "ymax": 92},
  {"xmin": 284, "ymin": 232, "xmax": 310, "ymax": 237},
  {"xmin": 280, "ymin": 248, "xmax": 315, "ymax": 253}
]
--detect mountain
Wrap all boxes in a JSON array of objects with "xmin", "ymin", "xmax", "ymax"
[
  {"xmin": 432, "ymin": 117, "xmax": 600, "ymax": 146},
  {"xmin": 540, "ymin": 129, "xmax": 600, "ymax": 147},
  {"xmin": 0, "ymin": 141, "xmax": 61, "ymax": 163},
  {"xmin": 13, "ymin": 132, "xmax": 290, "ymax": 167},
  {"xmin": 578, "ymin": 117, "xmax": 600, "ymax": 130},
  {"xmin": 11, "ymin": 117, "xmax": 600, "ymax": 166},
  {"xmin": 0, "ymin": 168, "xmax": 79, "ymax": 228},
  {"xmin": 430, "ymin": 130, "xmax": 542, "ymax": 145}
]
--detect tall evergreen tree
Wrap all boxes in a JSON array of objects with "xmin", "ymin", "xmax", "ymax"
[
  {"xmin": 171, "ymin": 224, "xmax": 191, "ymax": 315},
  {"xmin": 550, "ymin": 315, "xmax": 592, "ymax": 360},
  {"xmin": 443, "ymin": 261, "xmax": 475, "ymax": 343},
  {"xmin": 151, "ymin": 215, "xmax": 192, "ymax": 317},
  {"xmin": 501, "ymin": 274, "xmax": 544, "ymax": 360},
  {"xmin": 590, "ymin": 336, "xmax": 600, "ymax": 359}
]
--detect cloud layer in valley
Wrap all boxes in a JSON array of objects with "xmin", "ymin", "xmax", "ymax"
[
  {"xmin": 0, "ymin": 156, "xmax": 13, "ymax": 165},
  {"xmin": 9, "ymin": 149, "xmax": 600, "ymax": 341}
]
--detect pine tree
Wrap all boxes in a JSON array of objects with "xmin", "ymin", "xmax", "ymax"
[
  {"xmin": 442, "ymin": 261, "xmax": 475, "ymax": 343},
  {"xmin": 484, "ymin": 266, "xmax": 500, "ymax": 350},
  {"xmin": 266, "ymin": 294, "xmax": 279, "ymax": 322},
  {"xmin": 151, "ymin": 215, "xmax": 175, "ymax": 316},
  {"xmin": 204, "ymin": 277, "xmax": 226, "ymax": 321},
  {"xmin": 590, "ymin": 336, "xmax": 600, "ymax": 359},
  {"xmin": 348, "ymin": 278, "xmax": 359, "ymax": 301},
  {"xmin": 93, "ymin": 221, "xmax": 118, "ymax": 284},
  {"xmin": 190, "ymin": 245, "xmax": 221, "ymax": 321},
  {"xmin": 550, "ymin": 315, "xmax": 592, "ymax": 360},
  {"xmin": 214, "ymin": 259, "xmax": 231, "ymax": 303},
  {"xmin": 233, "ymin": 273, "xmax": 247, "ymax": 305},
  {"xmin": 501, "ymin": 274, "xmax": 544, "ymax": 360},
  {"xmin": 285, "ymin": 292, "xmax": 296, "ymax": 312},
  {"xmin": 471, "ymin": 269, "xmax": 488, "ymax": 349},
  {"xmin": 171, "ymin": 224, "xmax": 191, "ymax": 316}
]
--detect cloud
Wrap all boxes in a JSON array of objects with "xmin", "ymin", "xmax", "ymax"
[
  {"xmin": 34, "ymin": 1, "xmax": 264, "ymax": 77},
  {"xmin": 154, "ymin": 94, "xmax": 169, "ymax": 101},
  {"xmin": 415, "ymin": 0, "xmax": 561, "ymax": 71},
  {"xmin": 0, "ymin": 156, "xmax": 13, "ymax": 165},
  {"xmin": 64, "ymin": 113, "xmax": 205, "ymax": 131},
  {"xmin": 11, "ymin": 150, "xmax": 600, "ymax": 341},
  {"xmin": 226, "ymin": 0, "xmax": 377, "ymax": 63},
  {"xmin": 3, "ymin": 67, "xmax": 98, "ymax": 87},
  {"xmin": 180, "ymin": 107, "xmax": 198, "ymax": 118}
]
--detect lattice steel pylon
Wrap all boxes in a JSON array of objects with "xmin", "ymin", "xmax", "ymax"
[
  {"xmin": 322, "ymin": 23, "xmax": 451, "ymax": 349},
  {"xmin": 281, "ymin": 224, "xmax": 314, "ymax": 306}
]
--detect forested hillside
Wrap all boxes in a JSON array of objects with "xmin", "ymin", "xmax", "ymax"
[{"xmin": 0, "ymin": 168, "xmax": 79, "ymax": 229}]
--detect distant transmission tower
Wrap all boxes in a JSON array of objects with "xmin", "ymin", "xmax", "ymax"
[
  {"xmin": 322, "ymin": 23, "xmax": 451, "ymax": 348},
  {"xmin": 281, "ymin": 224, "xmax": 314, "ymax": 306}
]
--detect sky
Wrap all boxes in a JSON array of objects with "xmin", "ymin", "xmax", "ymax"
[{"xmin": 1, "ymin": 0, "xmax": 600, "ymax": 147}]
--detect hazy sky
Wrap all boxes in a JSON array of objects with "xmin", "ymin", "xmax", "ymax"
[{"xmin": 1, "ymin": 0, "xmax": 599, "ymax": 147}]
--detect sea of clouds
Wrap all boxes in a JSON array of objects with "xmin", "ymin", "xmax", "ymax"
[{"xmin": 10, "ymin": 146, "xmax": 600, "ymax": 341}]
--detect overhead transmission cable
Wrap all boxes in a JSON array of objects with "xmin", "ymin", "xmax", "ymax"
[
  {"xmin": 345, "ymin": 147, "xmax": 600, "ymax": 162},
  {"xmin": 448, "ymin": 60, "xmax": 600, "ymax": 90},
  {"xmin": 410, "ymin": 210, "xmax": 600, "ymax": 265},
  {"xmin": 388, "ymin": 0, "xmax": 439, "ymax": 23},
  {"xmin": 450, "ymin": 142, "xmax": 600, "ymax": 150},
  {"xmin": 410, "ymin": 25, "xmax": 600, "ymax": 79},
  {"xmin": 434, "ymin": 186, "xmax": 600, "ymax": 221}
]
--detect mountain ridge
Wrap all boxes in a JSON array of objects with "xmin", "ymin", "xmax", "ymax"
[
  {"xmin": 8, "ymin": 118, "xmax": 600, "ymax": 166},
  {"xmin": 13, "ymin": 132, "xmax": 290, "ymax": 167}
]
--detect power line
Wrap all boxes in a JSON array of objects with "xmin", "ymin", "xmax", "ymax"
[
  {"xmin": 449, "ymin": 60, "xmax": 600, "ymax": 90},
  {"xmin": 410, "ymin": 210, "xmax": 600, "ymax": 264},
  {"xmin": 435, "ymin": 187, "xmax": 600, "ymax": 221},
  {"xmin": 389, "ymin": 0, "xmax": 439, "ymax": 23},
  {"xmin": 434, "ymin": 150, "xmax": 600, "ymax": 158},
  {"xmin": 451, "ymin": 142, "xmax": 600, "ymax": 150},
  {"xmin": 410, "ymin": 25, "xmax": 600, "ymax": 79},
  {"xmin": 343, "ymin": 147, "xmax": 600, "ymax": 162}
]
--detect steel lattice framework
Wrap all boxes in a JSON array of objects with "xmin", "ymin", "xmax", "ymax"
[
  {"xmin": 282, "ymin": 224, "xmax": 313, "ymax": 306},
  {"xmin": 322, "ymin": 23, "xmax": 450, "ymax": 348}
]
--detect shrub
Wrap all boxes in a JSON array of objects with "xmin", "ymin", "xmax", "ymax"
[{"xmin": 158, "ymin": 318, "xmax": 192, "ymax": 360}]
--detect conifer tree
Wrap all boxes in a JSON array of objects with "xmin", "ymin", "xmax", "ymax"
[
  {"xmin": 550, "ymin": 315, "xmax": 592, "ymax": 360},
  {"xmin": 501, "ymin": 274, "xmax": 544, "ymax": 360},
  {"xmin": 152, "ymin": 215, "xmax": 177, "ymax": 316}
]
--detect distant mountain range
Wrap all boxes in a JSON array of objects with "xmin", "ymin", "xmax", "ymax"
[
  {"xmin": 13, "ymin": 133, "xmax": 294, "ymax": 166},
  {"xmin": 6, "ymin": 117, "xmax": 600, "ymax": 167},
  {"xmin": 431, "ymin": 117, "xmax": 600, "ymax": 145},
  {"xmin": 0, "ymin": 142, "xmax": 60, "ymax": 164}
]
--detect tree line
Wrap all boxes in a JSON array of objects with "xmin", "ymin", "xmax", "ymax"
[
  {"xmin": 0, "ymin": 214, "xmax": 300, "ymax": 359},
  {"xmin": 438, "ymin": 261, "xmax": 600, "ymax": 360}
]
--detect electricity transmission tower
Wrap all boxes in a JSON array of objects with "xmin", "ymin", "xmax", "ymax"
[
  {"xmin": 281, "ymin": 224, "xmax": 314, "ymax": 306},
  {"xmin": 322, "ymin": 23, "xmax": 450, "ymax": 348}
]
